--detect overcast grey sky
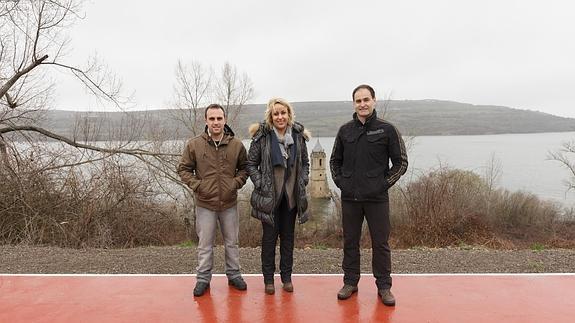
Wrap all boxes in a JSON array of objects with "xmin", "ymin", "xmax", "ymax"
[{"xmin": 54, "ymin": 0, "xmax": 575, "ymax": 118}]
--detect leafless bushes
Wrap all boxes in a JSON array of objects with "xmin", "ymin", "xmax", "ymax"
[
  {"xmin": 0, "ymin": 141, "xmax": 188, "ymax": 248},
  {"xmin": 2, "ymin": 143, "xmax": 572, "ymax": 250},
  {"xmin": 391, "ymin": 167, "xmax": 570, "ymax": 248},
  {"xmin": 392, "ymin": 168, "xmax": 494, "ymax": 247}
]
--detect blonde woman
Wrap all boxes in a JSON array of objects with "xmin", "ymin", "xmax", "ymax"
[{"xmin": 247, "ymin": 98, "xmax": 310, "ymax": 295}]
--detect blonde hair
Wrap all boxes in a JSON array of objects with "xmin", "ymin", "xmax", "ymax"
[{"xmin": 265, "ymin": 98, "xmax": 295, "ymax": 129}]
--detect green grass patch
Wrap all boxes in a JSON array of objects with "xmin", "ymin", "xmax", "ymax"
[
  {"xmin": 311, "ymin": 243, "xmax": 329, "ymax": 250},
  {"xmin": 178, "ymin": 240, "xmax": 196, "ymax": 248},
  {"xmin": 530, "ymin": 243, "xmax": 545, "ymax": 251}
]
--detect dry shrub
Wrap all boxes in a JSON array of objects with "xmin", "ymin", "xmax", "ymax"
[
  {"xmin": 393, "ymin": 168, "xmax": 494, "ymax": 247},
  {"xmin": 546, "ymin": 221, "xmax": 575, "ymax": 248},
  {"xmin": 486, "ymin": 190, "xmax": 572, "ymax": 247},
  {"xmin": 391, "ymin": 166, "xmax": 570, "ymax": 248},
  {"xmin": 3, "ymin": 141, "xmax": 571, "ymax": 250},
  {"xmin": 488, "ymin": 190, "xmax": 559, "ymax": 235},
  {"xmin": 0, "ymin": 150, "xmax": 187, "ymax": 248}
]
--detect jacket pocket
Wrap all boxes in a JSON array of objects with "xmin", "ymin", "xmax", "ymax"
[
  {"xmin": 367, "ymin": 134, "xmax": 389, "ymax": 163},
  {"xmin": 341, "ymin": 170, "xmax": 352, "ymax": 183},
  {"xmin": 338, "ymin": 170, "xmax": 353, "ymax": 197},
  {"xmin": 365, "ymin": 166, "xmax": 388, "ymax": 195},
  {"xmin": 250, "ymin": 188, "xmax": 274, "ymax": 215},
  {"xmin": 367, "ymin": 133, "xmax": 388, "ymax": 145},
  {"xmin": 220, "ymin": 177, "xmax": 238, "ymax": 204},
  {"xmin": 197, "ymin": 178, "xmax": 218, "ymax": 200},
  {"xmin": 343, "ymin": 133, "xmax": 359, "ymax": 143}
]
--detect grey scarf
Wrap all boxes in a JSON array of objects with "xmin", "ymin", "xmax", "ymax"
[{"xmin": 273, "ymin": 126, "xmax": 294, "ymax": 162}]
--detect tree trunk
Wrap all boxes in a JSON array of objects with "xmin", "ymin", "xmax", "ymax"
[{"xmin": 0, "ymin": 136, "xmax": 10, "ymax": 172}]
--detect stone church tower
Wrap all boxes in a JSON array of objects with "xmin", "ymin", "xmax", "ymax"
[{"xmin": 309, "ymin": 139, "xmax": 331, "ymax": 198}]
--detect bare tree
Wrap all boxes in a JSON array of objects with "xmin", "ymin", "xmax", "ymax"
[
  {"xmin": 484, "ymin": 153, "xmax": 502, "ymax": 192},
  {"xmin": 0, "ymin": 0, "xmax": 143, "ymax": 162},
  {"xmin": 170, "ymin": 60, "xmax": 254, "ymax": 135},
  {"xmin": 169, "ymin": 60, "xmax": 212, "ymax": 137},
  {"xmin": 0, "ymin": 0, "xmax": 182, "ymax": 187},
  {"xmin": 0, "ymin": 1, "xmax": 196, "ymax": 247},
  {"xmin": 215, "ymin": 61, "xmax": 254, "ymax": 129},
  {"xmin": 377, "ymin": 91, "xmax": 393, "ymax": 120},
  {"xmin": 0, "ymin": 1, "xmax": 125, "ymax": 109},
  {"xmin": 550, "ymin": 140, "xmax": 575, "ymax": 191},
  {"xmin": 377, "ymin": 91, "xmax": 416, "ymax": 154}
]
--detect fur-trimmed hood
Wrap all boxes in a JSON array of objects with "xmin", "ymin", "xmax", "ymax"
[{"xmin": 248, "ymin": 121, "xmax": 311, "ymax": 142}]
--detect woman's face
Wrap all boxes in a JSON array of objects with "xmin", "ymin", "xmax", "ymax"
[{"xmin": 271, "ymin": 103, "xmax": 290, "ymax": 131}]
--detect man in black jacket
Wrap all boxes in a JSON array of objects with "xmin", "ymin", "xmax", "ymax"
[{"xmin": 330, "ymin": 84, "xmax": 408, "ymax": 306}]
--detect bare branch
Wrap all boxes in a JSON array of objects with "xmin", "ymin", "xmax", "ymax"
[
  {"xmin": 0, "ymin": 135, "xmax": 9, "ymax": 169},
  {"xmin": 215, "ymin": 62, "xmax": 254, "ymax": 128},
  {"xmin": 0, "ymin": 53, "xmax": 47, "ymax": 98},
  {"xmin": 44, "ymin": 60, "xmax": 125, "ymax": 108},
  {"xmin": 377, "ymin": 91, "xmax": 394, "ymax": 120},
  {"xmin": 32, "ymin": 0, "xmax": 45, "ymax": 57},
  {"xmin": 0, "ymin": 125, "xmax": 180, "ymax": 157},
  {"xmin": 5, "ymin": 92, "xmax": 16, "ymax": 108},
  {"xmin": 549, "ymin": 140, "xmax": 575, "ymax": 191},
  {"xmin": 0, "ymin": 1, "xmax": 21, "ymax": 17},
  {"xmin": 169, "ymin": 60, "xmax": 212, "ymax": 136},
  {"xmin": 38, "ymin": 153, "xmax": 110, "ymax": 172}
]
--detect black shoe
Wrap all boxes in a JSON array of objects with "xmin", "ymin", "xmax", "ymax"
[
  {"xmin": 378, "ymin": 289, "xmax": 396, "ymax": 306},
  {"xmin": 337, "ymin": 284, "xmax": 358, "ymax": 300},
  {"xmin": 193, "ymin": 282, "xmax": 210, "ymax": 297},
  {"xmin": 228, "ymin": 277, "xmax": 247, "ymax": 291}
]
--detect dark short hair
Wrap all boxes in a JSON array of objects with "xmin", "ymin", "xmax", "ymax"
[
  {"xmin": 352, "ymin": 84, "xmax": 376, "ymax": 100},
  {"xmin": 204, "ymin": 104, "xmax": 226, "ymax": 119}
]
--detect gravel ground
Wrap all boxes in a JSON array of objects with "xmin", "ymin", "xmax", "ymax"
[{"xmin": 1, "ymin": 245, "xmax": 575, "ymax": 274}]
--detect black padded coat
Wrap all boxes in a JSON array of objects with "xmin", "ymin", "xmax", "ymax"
[{"xmin": 246, "ymin": 121, "xmax": 310, "ymax": 226}]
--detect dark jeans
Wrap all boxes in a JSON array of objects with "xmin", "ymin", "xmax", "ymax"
[
  {"xmin": 342, "ymin": 200, "xmax": 392, "ymax": 290},
  {"xmin": 261, "ymin": 196, "xmax": 296, "ymax": 284}
]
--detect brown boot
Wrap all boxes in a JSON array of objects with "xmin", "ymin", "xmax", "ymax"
[
  {"xmin": 265, "ymin": 283, "xmax": 275, "ymax": 295},
  {"xmin": 282, "ymin": 282, "xmax": 294, "ymax": 292},
  {"xmin": 379, "ymin": 289, "xmax": 396, "ymax": 306},
  {"xmin": 337, "ymin": 284, "xmax": 358, "ymax": 300}
]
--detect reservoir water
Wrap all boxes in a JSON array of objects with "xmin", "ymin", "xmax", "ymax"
[{"xmin": 305, "ymin": 132, "xmax": 575, "ymax": 208}]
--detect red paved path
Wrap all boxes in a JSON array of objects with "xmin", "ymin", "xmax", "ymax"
[{"xmin": 0, "ymin": 274, "xmax": 573, "ymax": 322}]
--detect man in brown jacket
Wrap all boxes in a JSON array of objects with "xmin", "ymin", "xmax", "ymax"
[{"xmin": 178, "ymin": 104, "xmax": 248, "ymax": 297}]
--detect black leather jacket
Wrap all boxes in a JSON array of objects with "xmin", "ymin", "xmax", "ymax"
[
  {"xmin": 247, "ymin": 121, "xmax": 310, "ymax": 226},
  {"xmin": 330, "ymin": 111, "xmax": 408, "ymax": 202}
]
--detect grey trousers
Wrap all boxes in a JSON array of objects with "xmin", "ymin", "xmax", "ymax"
[{"xmin": 195, "ymin": 205, "xmax": 241, "ymax": 283}]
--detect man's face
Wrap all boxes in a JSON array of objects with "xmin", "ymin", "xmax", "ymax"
[
  {"xmin": 205, "ymin": 108, "xmax": 225, "ymax": 137},
  {"xmin": 353, "ymin": 88, "xmax": 376, "ymax": 120}
]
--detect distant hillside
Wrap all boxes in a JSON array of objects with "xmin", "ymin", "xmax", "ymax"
[{"xmin": 39, "ymin": 100, "xmax": 575, "ymax": 140}]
